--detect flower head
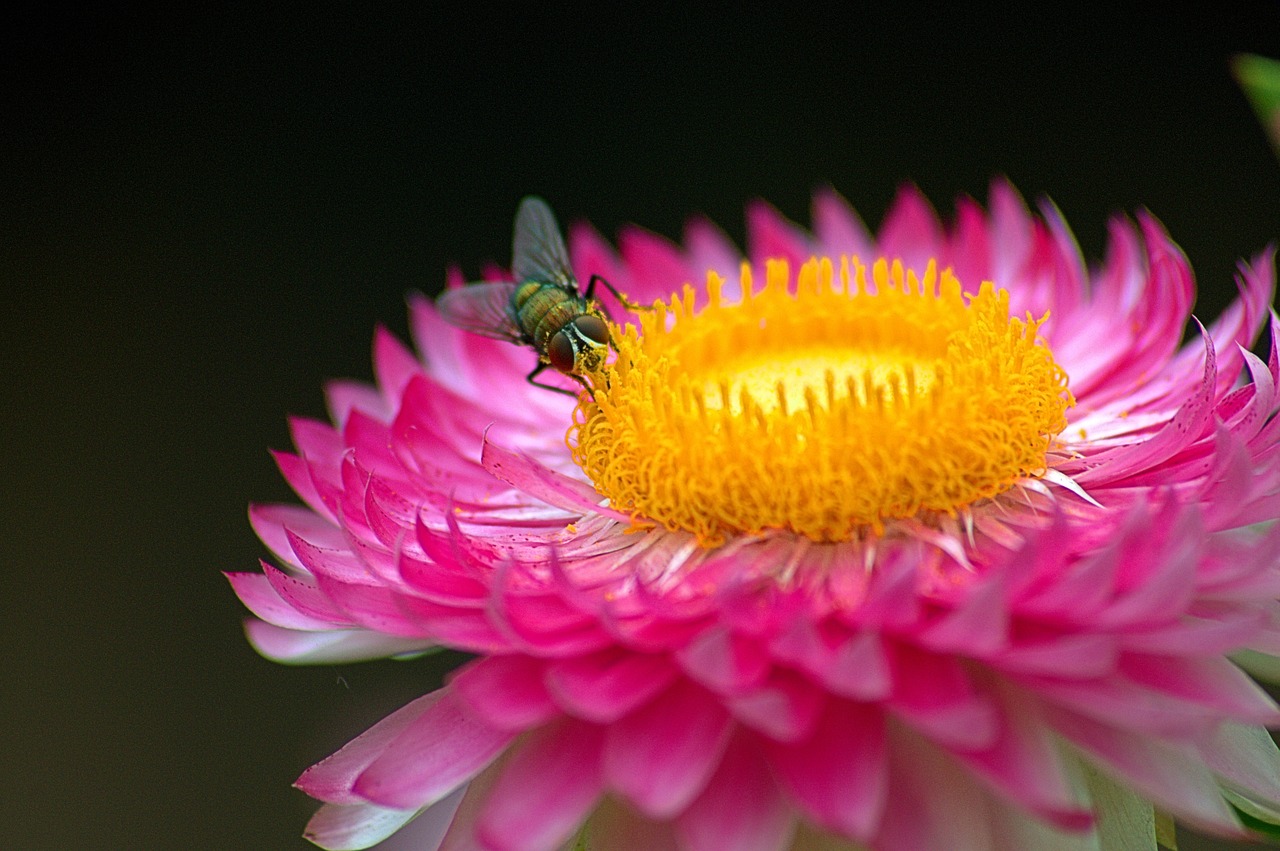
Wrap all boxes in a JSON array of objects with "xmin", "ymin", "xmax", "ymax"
[{"xmin": 230, "ymin": 183, "xmax": 1280, "ymax": 850}]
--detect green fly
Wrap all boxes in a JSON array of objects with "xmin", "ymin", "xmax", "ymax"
[{"xmin": 436, "ymin": 197, "xmax": 642, "ymax": 396}]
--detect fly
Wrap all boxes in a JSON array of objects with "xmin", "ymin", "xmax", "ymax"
[{"xmin": 436, "ymin": 196, "xmax": 644, "ymax": 396}]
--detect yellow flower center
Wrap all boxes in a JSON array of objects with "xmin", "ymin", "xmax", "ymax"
[{"xmin": 570, "ymin": 257, "xmax": 1072, "ymax": 546}]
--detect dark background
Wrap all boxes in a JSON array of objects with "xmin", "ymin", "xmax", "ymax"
[{"xmin": 4, "ymin": 4, "xmax": 1280, "ymax": 849}]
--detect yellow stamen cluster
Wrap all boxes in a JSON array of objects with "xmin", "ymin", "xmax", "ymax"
[{"xmin": 571, "ymin": 257, "xmax": 1072, "ymax": 546}]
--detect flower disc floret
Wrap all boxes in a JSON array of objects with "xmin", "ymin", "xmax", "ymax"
[{"xmin": 571, "ymin": 255, "xmax": 1074, "ymax": 544}]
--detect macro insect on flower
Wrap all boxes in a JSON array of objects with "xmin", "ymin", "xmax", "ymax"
[
  {"xmin": 231, "ymin": 183, "xmax": 1280, "ymax": 851},
  {"xmin": 435, "ymin": 196, "xmax": 645, "ymax": 396}
]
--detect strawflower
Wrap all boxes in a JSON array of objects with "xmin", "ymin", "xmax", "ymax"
[{"xmin": 230, "ymin": 182, "xmax": 1280, "ymax": 850}]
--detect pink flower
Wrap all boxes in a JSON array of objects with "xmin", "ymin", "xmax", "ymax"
[{"xmin": 230, "ymin": 182, "xmax": 1280, "ymax": 850}]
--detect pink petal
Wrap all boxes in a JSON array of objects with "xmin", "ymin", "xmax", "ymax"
[
  {"xmin": 1029, "ymin": 674, "xmax": 1220, "ymax": 738},
  {"xmin": 448, "ymin": 655, "xmax": 561, "ymax": 732},
  {"xmin": 873, "ymin": 731, "xmax": 992, "ymax": 851},
  {"xmin": 994, "ymin": 634, "xmax": 1119, "ymax": 679},
  {"xmin": 273, "ymin": 449, "xmax": 339, "ymax": 523},
  {"xmin": 674, "ymin": 626, "xmax": 770, "ymax": 693},
  {"xmin": 544, "ymin": 648, "xmax": 679, "ymax": 723},
  {"xmin": 683, "ymin": 216, "xmax": 743, "ymax": 297},
  {"xmin": 675, "ymin": 733, "xmax": 796, "ymax": 851},
  {"xmin": 922, "ymin": 572, "xmax": 1010, "ymax": 657},
  {"xmin": 618, "ymin": 226, "xmax": 694, "ymax": 307},
  {"xmin": 725, "ymin": 667, "xmax": 824, "ymax": 742},
  {"xmin": 569, "ymin": 223, "xmax": 636, "ymax": 300},
  {"xmin": 373, "ymin": 325, "xmax": 424, "ymax": 401},
  {"xmin": 1075, "ymin": 326, "xmax": 1217, "ymax": 484},
  {"xmin": 746, "ymin": 200, "xmax": 812, "ymax": 272},
  {"xmin": 480, "ymin": 434, "xmax": 628, "ymax": 521},
  {"xmin": 603, "ymin": 678, "xmax": 733, "ymax": 818},
  {"xmin": 475, "ymin": 719, "xmax": 605, "ymax": 851},
  {"xmin": 811, "ymin": 186, "xmax": 873, "ymax": 260},
  {"xmin": 885, "ymin": 643, "xmax": 999, "ymax": 751},
  {"xmin": 263, "ymin": 562, "xmax": 352, "ymax": 624},
  {"xmin": 766, "ymin": 699, "xmax": 887, "ymax": 841},
  {"xmin": 876, "ymin": 184, "xmax": 943, "ymax": 274},
  {"xmin": 354, "ymin": 689, "xmax": 514, "ymax": 810},
  {"xmin": 822, "ymin": 630, "xmax": 893, "ymax": 700}
]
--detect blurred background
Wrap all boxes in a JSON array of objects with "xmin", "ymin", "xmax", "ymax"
[{"xmin": 4, "ymin": 4, "xmax": 1279, "ymax": 849}]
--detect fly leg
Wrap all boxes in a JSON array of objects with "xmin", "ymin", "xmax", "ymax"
[
  {"xmin": 526, "ymin": 362, "xmax": 595, "ymax": 400},
  {"xmin": 584, "ymin": 274, "xmax": 651, "ymax": 313}
]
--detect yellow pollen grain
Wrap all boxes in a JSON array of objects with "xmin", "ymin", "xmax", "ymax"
[{"xmin": 570, "ymin": 256, "xmax": 1073, "ymax": 546}]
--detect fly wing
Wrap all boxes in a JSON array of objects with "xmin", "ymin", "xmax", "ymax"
[
  {"xmin": 435, "ymin": 281, "xmax": 524, "ymax": 342},
  {"xmin": 511, "ymin": 196, "xmax": 577, "ymax": 290}
]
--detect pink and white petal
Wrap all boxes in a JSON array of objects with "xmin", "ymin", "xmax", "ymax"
[
  {"xmin": 1048, "ymin": 707, "xmax": 1246, "ymax": 835},
  {"xmin": 603, "ymin": 678, "xmax": 734, "ymax": 818},
  {"xmin": 1029, "ymin": 675, "xmax": 1223, "ymax": 738},
  {"xmin": 245, "ymin": 620, "xmax": 433, "ymax": 665},
  {"xmin": 325, "ymin": 377, "xmax": 391, "ymax": 427},
  {"xmin": 298, "ymin": 691, "xmax": 445, "ymax": 803},
  {"xmin": 811, "ymin": 187, "xmax": 874, "ymax": 260},
  {"xmin": 952, "ymin": 684, "xmax": 1092, "ymax": 830},
  {"xmin": 675, "ymin": 733, "xmax": 797, "ymax": 851},
  {"xmin": 227, "ymin": 571, "xmax": 340, "ymax": 630},
  {"xmin": 1198, "ymin": 723, "xmax": 1280, "ymax": 823},
  {"xmin": 354, "ymin": 689, "xmax": 515, "ymax": 810},
  {"xmin": 437, "ymin": 759, "xmax": 503, "ymax": 851},
  {"xmin": 249, "ymin": 503, "xmax": 343, "ymax": 569},
  {"xmin": 273, "ymin": 449, "xmax": 340, "ymax": 524},
  {"xmin": 259, "ymin": 562, "xmax": 352, "ymax": 623},
  {"xmin": 475, "ymin": 719, "xmax": 606, "ymax": 851},
  {"xmin": 1118, "ymin": 653, "xmax": 1280, "ymax": 725},
  {"xmin": 683, "ymin": 216, "xmax": 743, "ymax": 300},
  {"xmin": 304, "ymin": 798, "xmax": 442, "ymax": 851},
  {"xmin": 875, "ymin": 728, "xmax": 1019, "ymax": 851}
]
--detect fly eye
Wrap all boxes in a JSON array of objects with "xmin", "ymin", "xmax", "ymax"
[
  {"xmin": 548, "ymin": 331, "xmax": 576, "ymax": 373},
  {"xmin": 574, "ymin": 315, "xmax": 610, "ymax": 345}
]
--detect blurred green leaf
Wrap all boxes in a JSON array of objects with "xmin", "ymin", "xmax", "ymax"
[
  {"xmin": 1231, "ymin": 800, "xmax": 1280, "ymax": 840},
  {"xmin": 1234, "ymin": 54, "xmax": 1280, "ymax": 154}
]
